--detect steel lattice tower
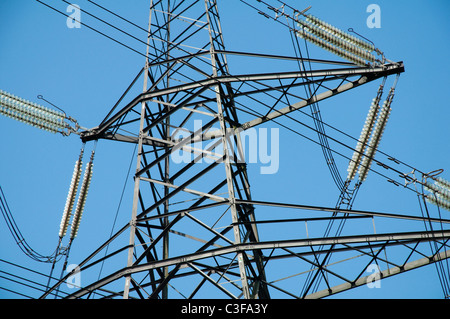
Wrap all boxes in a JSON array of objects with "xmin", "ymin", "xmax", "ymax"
[{"xmin": 32, "ymin": 0, "xmax": 450, "ymax": 299}]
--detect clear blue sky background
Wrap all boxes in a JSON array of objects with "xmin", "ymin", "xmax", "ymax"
[{"xmin": 0, "ymin": 0, "xmax": 449, "ymax": 299}]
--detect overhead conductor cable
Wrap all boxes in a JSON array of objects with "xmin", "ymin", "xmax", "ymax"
[{"xmin": 70, "ymin": 150, "xmax": 95, "ymax": 240}]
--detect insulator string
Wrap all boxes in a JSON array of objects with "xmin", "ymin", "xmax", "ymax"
[
  {"xmin": 59, "ymin": 146, "xmax": 85, "ymax": 238},
  {"xmin": 358, "ymin": 79, "xmax": 397, "ymax": 182},
  {"xmin": 70, "ymin": 149, "xmax": 95, "ymax": 240},
  {"xmin": 346, "ymin": 79, "xmax": 386, "ymax": 181}
]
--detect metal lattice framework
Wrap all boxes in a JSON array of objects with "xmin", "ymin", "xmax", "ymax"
[{"xmin": 30, "ymin": 0, "xmax": 450, "ymax": 299}]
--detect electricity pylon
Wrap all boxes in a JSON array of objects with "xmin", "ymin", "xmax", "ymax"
[{"xmin": 30, "ymin": 0, "xmax": 449, "ymax": 299}]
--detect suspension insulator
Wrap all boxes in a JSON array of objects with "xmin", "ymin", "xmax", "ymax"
[
  {"xmin": 425, "ymin": 180, "xmax": 450, "ymax": 203},
  {"xmin": 0, "ymin": 104, "xmax": 64, "ymax": 133},
  {"xmin": 59, "ymin": 158, "xmax": 83, "ymax": 238},
  {"xmin": 0, "ymin": 89, "xmax": 65, "ymax": 119},
  {"xmin": 434, "ymin": 177, "xmax": 450, "ymax": 192},
  {"xmin": 305, "ymin": 15, "xmax": 375, "ymax": 52},
  {"xmin": 358, "ymin": 94, "xmax": 393, "ymax": 182},
  {"xmin": 70, "ymin": 153, "xmax": 94, "ymax": 240},
  {"xmin": 0, "ymin": 90, "xmax": 66, "ymax": 133},
  {"xmin": 347, "ymin": 96, "xmax": 381, "ymax": 180},
  {"xmin": 426, "ymin": 194, "xmax": 450, "ymax": 212},
  {"xmin": 296, "ymin": 28, "xmax": 368, "ymax": 66},
  {"xmin": 299, "ymin": 20, "xmax": 376, "ymax": 64}
]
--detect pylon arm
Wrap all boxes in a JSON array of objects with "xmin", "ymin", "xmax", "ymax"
[
  {"xmin": 241, "ymin": 62, "xmax": 403, "ymax": 130},
  {"xmin": 305, "ymin": 249, "xmax": 450, "ymax": 299},
  {"xmin": 63, "ymin": 229, "xmax": 449, "ymax": 299},
  {"xmin": 79, "ymin": 62, "xmax": 404, "ymax": 143}
]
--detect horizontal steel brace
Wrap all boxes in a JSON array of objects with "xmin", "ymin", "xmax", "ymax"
[
  {"xmin": 146, "ymin": 50, "xmax": 357, "ymax": 69},
  {"xmin": 96, "ymin": 132, "xmax": 165, "ymax": 147},
  {"xmin": 234, "ymin": 199, "xmax": 450, "ymax": 225},
  {"xmin": 305, "ymin": 249, "xmax": 450, "ymax": 299},
  {"xmin": 241, "ymin": 73, "xmax": 368, "ymax": 129},
  {"xmin": 65, "ymin": 229, "xmax": 449, "ymax": 298},
  {"xmin": 139, "ymin": 176, "xmax": 227, "ymax": 202}
]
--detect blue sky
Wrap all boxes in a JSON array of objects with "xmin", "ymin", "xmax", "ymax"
[{"xmin": 0, "ymin": 0, "xmax": 449, "ymax": 299}]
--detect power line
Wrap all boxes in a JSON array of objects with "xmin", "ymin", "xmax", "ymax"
[
  {"xmin": 4, "ymin": 0, "xmax": 447, "ymax": 299},
  {"xmin": 39, "ymin": 0, "xmax": 423, "ymax": 191},
  {"xmin": 61, "ymin": 0, "xmax": 154, "ymax": 54},
  {"xmin": 87, "ymin": 0, "xmax": 152, "ymax": 34},
  {"xmin": 235, "ymin": 1, "xmax": 438, "ymax": 197},
  {"xmin": 0, "ymin": 186, "xmax": 60, "ymax": 263},
  {"xmin": 0, "ymin": 258, "xmax": 65, "ymax": 298},
  {"xmin": 248, "ymin": 1, "xmax": 449, "ymax": 297},
  {"xmin": 35, "ymin": 0, "xmax": 149, "ymax": 59}
]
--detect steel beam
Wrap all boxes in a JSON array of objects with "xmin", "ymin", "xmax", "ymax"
[
  {"xmin": 80, "ymin": 62, "xmax": 404, "ymax": 143},
  {"xmin": 64, "ymin": 229, "xmax": 450, "ymax": 299},
  {"xmin": 305, "ymin": 249, "xmax": 450, "ymax": 299}
]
